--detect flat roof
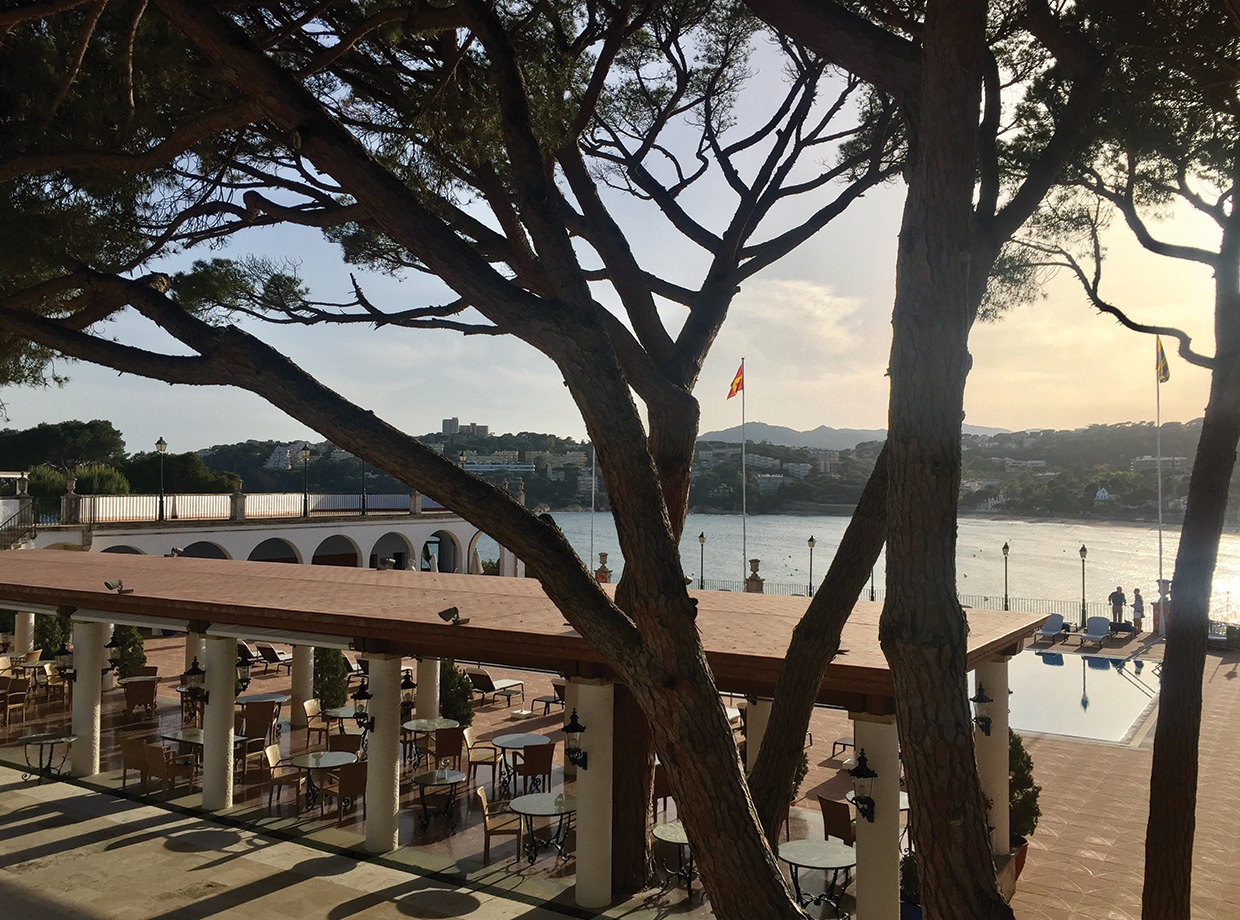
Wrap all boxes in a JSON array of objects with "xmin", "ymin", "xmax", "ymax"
[{"xmin": 0, "ymin": 550, "xmax": 1040, "ymax": 711}]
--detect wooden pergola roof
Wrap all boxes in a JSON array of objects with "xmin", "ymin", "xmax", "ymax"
[{"xmin": 0, "ymin": 550, "xmax": 1040, "ymax": 712}]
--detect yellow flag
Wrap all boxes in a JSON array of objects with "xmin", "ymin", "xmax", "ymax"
[{"xmin": 1156, "ymin": 337, "xmax": 1170, "ymax": 383}]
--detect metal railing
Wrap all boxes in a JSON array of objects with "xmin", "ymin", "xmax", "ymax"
[{"xmin": 0, "ymin": 502, "xmax": 33, "ymax": 550}]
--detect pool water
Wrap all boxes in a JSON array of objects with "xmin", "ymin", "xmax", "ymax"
[{"xmin": 1000, "ymin": 649, "xmax": 1160, "ymax": 742}]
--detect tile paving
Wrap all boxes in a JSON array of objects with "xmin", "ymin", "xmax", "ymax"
[{"xmin": 2, "ymin": 632, "xmax": 1238, "ymax": 918}]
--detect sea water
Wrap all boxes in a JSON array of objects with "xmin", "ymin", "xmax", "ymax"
[{"xmin": 547, "ymin": 511, "xmax": 1240, "ymax": 623}]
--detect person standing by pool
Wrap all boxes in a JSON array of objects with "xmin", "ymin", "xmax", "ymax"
[
  {"xmin": 1109, "ymin": 585, "xmax": 1127, "ymax": 623},
  {"xmin": 1132, "ymin": 588, "xmax": 1144, "ymax": 632}
]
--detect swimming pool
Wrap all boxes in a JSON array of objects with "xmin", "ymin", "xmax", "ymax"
[{"xmin": 999, "ymin": 649, "xmax": 1160, "ymax": 742}]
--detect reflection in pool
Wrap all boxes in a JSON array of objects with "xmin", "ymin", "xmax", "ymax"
[{"xmin": 996, "ymin": 649, "xmax": 1159, "ymax": 742}]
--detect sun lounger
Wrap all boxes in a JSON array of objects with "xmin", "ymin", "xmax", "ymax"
[
  {"xmin": 255, "ymin": 642, "xmax": 293, "ymax": 674},
  {"xmin": 466, "ymin": 668, "xmax": 524, "ymax": 706},
  {"xmin": 1077, "ymin": 616, "xmax": 1110, "ymax": 648},
  {"xmin": 1033, "ymin": 613, "xmax": 1066, "ymax": 644}
]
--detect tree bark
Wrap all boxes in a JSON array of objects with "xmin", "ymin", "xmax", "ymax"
[
  {"xmin": 881, "ymin": 2, "xmax": 1012, "ymax": 918},
  {"xmin": 612, "ymin": 682, "xmax": 654, "ymax": 893},
  {"xmin": 1142, "ymin": 226, "xmax": 1240, "ymax": 918}
]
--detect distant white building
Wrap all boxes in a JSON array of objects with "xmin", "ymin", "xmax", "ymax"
[
  {"xmin": 1095, "ymin": 487, "xmax": 1112, "ymax": 503},
  {"xmin": 783, "ymin": 462, "xmax": 812, "ymax": 480},
  {"xmin": 747, "ymin": 455, "xmax": 781, "ymax": 471},
  {"xmin": 756, "ymin": 473, "xmax": 784, "ymax": 494},
  {"xmin": 263, "ymin": 441, "xmax": 312, "ymax": 470}
]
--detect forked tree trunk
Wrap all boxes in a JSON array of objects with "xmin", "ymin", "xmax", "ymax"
[{"xmin": 612, "ymin": 682, "xmax": 654, "ymax": 893}]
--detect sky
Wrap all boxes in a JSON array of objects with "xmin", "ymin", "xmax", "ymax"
[{"xmin": 0, "ymin": 42, "xmax": 1222, "ymax": 457}]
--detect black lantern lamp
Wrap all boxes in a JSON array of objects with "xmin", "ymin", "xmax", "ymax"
[
  {"xmin": 400, "ymin": 669, "xmax": 416, "ymax": 719},
  {"xmin": 103, "ymin": 632, "xmax": 122, "ymax": 673},
  {"xmin": 848, "ymin": 748, "xmax": 879, "ymax": 823},
  {"xmin": 236, "ymin": 653, "xmax": 252, "ymax": 692},
  {"xmin": 184, "ymin": 656, "xmax": 208, "ymax": 705},
  {"xmin": 970, "ymin": 684, "xmax": 993, "ymax": 736},
  {"xmin": 698, "ymin": 531, "xmax": 706, "ymax": 590},
  {"xmin": 807, "ymin": 534, "xmax": 816, "ymax": 596},
  {"xmin": 563, "ymin": 708, "xmax": 588, "ymax": 769},
  {"xmin": 55, "ymin": 641, "xmax": 75, "ymax": 681},
  {"xmin": 353, "ymin": 680, "xmax": 375, "ymax": 732},
  {"xmin": 1002, "ymin": 541, "xmax": 1010, "ymax": 611}
]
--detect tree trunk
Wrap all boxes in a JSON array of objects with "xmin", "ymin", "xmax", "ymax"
[
  {"xmin": 612, "ymin": 682, "xmax": 654, "ymax": 893},
  {"xmin": 1143, "ymin": 240, "xmax": 1240, "ymax": 917},
  {"xmin": 881, "ymin": 2, "xmax": 1012, "ymax": 918}
]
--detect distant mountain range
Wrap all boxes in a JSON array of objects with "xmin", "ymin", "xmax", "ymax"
[{"xmin": 698, "ymin": 421, "xmax": 1009, "ymax": 452}]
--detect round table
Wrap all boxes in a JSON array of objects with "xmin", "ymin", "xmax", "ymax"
[
  {"xmin": 13, "ymin": 732, "xmax": 75, "ymax": 783},
  {"xmin": 509, "ymin": 792, "xmax": 577, "ymax": 864},
  {"xmin": 290, "ymin": 750, "xmax": 358, "ymax": 810},
  {"xmin": 778, "ymin": 838, "xmax": 857, "ymax": 910},
  {"xmin": 401, "ymin": 718, "xmax": 460, "ymax": 768},
  {"xmin": 653, "ymin": 819, "xmax": 700, "ymax": 897},
  {"xmin": 492, "ymin": 732, "xmax": 551, "ymax": 798},
  {"xmin": 411, "ymin": 768, "xmax": 466, "ymax": 830}
]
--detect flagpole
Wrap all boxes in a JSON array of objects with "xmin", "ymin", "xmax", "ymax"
[
  {"xmin": 1156, "ymin": 348, "xmax": 1164, "ymax": 587},
  {"xmin": 589, "ymin": 441, "xmax": 596, "ymax": 569},
  {"xmin": 741, "ymin": 357, "xmax": 747, "ymax": 580}
]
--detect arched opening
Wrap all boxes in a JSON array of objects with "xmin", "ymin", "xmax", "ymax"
[
  {"xmin": 467, "ymin": 531, "xmax": 501, "ymax": 574},
  {"xmin": 180, "ymin": 541, "xmax": 230, "ymax": 560},
  {"xmin": 312, "ymin": 534, "xmax": 360, "ymax": 567},
  {"xmin": 421, "ymin": 529, "xmax": 461, "ymax": 573},
  {"xmin": 100, "ymin": 544, "xmax": 143, "ymax": 554},
  {"xmin": 247, "ymin": 538, "xmax": 301, "ymax": 564},
  {"xmin": 368, "ymin": 532, "xmax": 414, "ymax": 570}
]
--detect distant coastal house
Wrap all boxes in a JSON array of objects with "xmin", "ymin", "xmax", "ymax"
[{"xmin": 1095, "ymin": 487, "xmax": 1113, "ymax": 503}]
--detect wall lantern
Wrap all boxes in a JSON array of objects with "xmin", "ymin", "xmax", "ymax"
[
  {"xmin": 103, "ymin": 632, "xmax": 122, "ymax": 672},
  {"xmin": 848, "ymin": 748, "xmax": 878, "ymax": 823},
  {"xmin": 563, "ymin": 708, "xmax": 588, "ymax": 769},
  {"xmin": 236, "ymin": 653, "xmax": 252, "ymax": 692},
  {"xmin": 970, "ymin": 684, "xmax": 993, "ymax": 736},
  {"xmin": 55, "ymin": 641, "xmax": 75, "ymax": 682},
  {"xmin": 353, "ymin": 680, "xmax": 375, "ymax": 732},
  {"xmin": 184, "ymin": 656, "xmax": 208, "ymax": 705}
]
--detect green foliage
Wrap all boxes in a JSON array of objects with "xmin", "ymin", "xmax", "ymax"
[
  {"xmin": 110, "ymin": 625, "xmax": 146, "ymax": 679},
  {"xmin": 26, "ymin": 465, "xmax": 66, "ymax": 498},
  {"xmin": 33, "ymin": 614, "xmax": 71, "ymax": 658},
  {"xmin": 0, "ymin": 609, "xmax": 14, "ymax": 633},
  {"xmin": 120, "ymin": 451, "xmax": 235, "ymax": 494},
  {"xmin": 1009, "ymin": 729, "xmax": 1041, "ymax": 843},
  {"xmin": 314, "ymin": 647, "xmax": 348, "ymax": 709},
  {"xmin": 72, "ymin": 463, "xmax": 130, "ymax": 495},
  {"xmin": 438, "ymin": 659, "xmax": 475, "ymax": 728},
  {"xmin": 900, "ymin": 851, "xmax": 920, "ymax": 905},
  {"xmin": 0, "ymin": 420, "xmax": 126, "ymax": 470}
]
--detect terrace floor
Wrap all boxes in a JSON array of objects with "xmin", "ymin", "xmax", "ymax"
[{"xmin": 2, "ymin": 631, "xmax": 1238, "ymax": 919}]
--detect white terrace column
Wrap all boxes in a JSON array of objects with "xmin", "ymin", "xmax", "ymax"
[
  {"xmin": 185, "ymin": 631, "xmax": 206, "ymax": 674},
  {"xmin": 14, "ymin": 610, "xmax": 35, "ymax": 655},
  {"xmin": 975, "ymin": 657, "xmax": 1011, "ymax": 855},
  {"xmin": 291, "ymin": 645, "xmax": 313, "ymax": 729},
  {"xmin": 744, "ymin": 697, "xmax": 772, "ymax": 773},
  {"xmin": 201, "ymin": 635, "xmax": 237, "ymax": 811},
  {"xmin": 851, "ymin": 713, "xmax": 900, "ymax": 920},
  {"xmin": 416, "ymin": 657, "xmax": 440, "ymax": 719},
  {"xmin": 70, "ymin": 620, "xmax": 107, "ymax": 777},
  {"xmin": 364, "ymin": 654, "xmax": 402, "ymax": 854},
  {"xmin": 574, "ymin": 680, "xmax": 614, "ymax": 909}
]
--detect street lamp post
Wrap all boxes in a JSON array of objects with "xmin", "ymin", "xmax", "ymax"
[
  {"xmin": 155, "ymin": 437, "xmax": 167, "ymax": 522},
  {"xmin": 869, "ymin": 568, "xmax": 876, "ymax": 602},
  {"xmin": 1079, "ymin": 544, "xmax": 1088, "ymax": 628},
  {"xmin": 807, "ymin": 535, "xmax": 816, "ymax": 596},
  {"xmin": 301, "ymin": 445, "xmax": 311, "ymax": 518},
  {"xmin": 360, "ymin": 456, "xmax": 367, "ymax": 516},
  {"xmin": 698, "ymin": 532, "xmax": 705, "ymax": 590},
  {"xmin": 1002, "ymin": 541, "xmax": 1010, "ymax": 611}
]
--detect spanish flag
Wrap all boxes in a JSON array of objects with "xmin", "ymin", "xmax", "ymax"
[
  {"xmin": 1156, "ymin": 336, "xmax": 1170, "ymax": 383},
  {"xmin": 727, "ymin": 361, "xmax": 744, "ymax": 400}
]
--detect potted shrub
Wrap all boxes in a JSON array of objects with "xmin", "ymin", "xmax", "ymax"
[
  {"xmin": 313, "ymin": 647, "xmax": 349, "ymax": 708},
  {"xmin": 438, "ymin": 659, "xmax": 475, "ymax": 727},
  {"xmin": 110, "ymin": 625, "xmax": 146, "ymax": 679},
  {"xmin": 1009, "ymin": 728, "xmax": 1042, "ymax": 878},
  {"xmin": 899, "ymin": 851, "xmax": 921, "ymax": 919}
]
